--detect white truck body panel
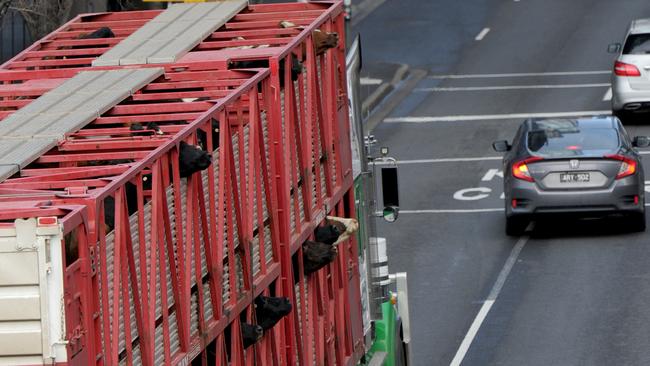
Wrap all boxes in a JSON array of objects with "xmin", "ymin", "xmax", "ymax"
[{"xmin": 0, "ymin": 218, "xmax": 67, "ymax": 365}]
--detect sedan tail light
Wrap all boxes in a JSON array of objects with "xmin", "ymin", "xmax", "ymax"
[
  {"xmin": 512, "ymin": 157, "xmax": 543, "ymax": 182},
  {"xmin": 614, "ymin": 61, "xmax": 641, "ymax": 77},
  {"xmin": 606, "ymin": 154, "xmax": 637, "ymax": 179}
]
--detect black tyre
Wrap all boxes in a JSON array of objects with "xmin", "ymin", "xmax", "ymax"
[
  {"xmin": 613, "ymin": 110, "xmax": 628, "ymax": 124},
  {"xmin": 630, "ymin": 211, "xmax": 646, "ymax": 232},
  {"xmin": 506, "ymin": 215, "xmax": 528, "ymax": 236}
]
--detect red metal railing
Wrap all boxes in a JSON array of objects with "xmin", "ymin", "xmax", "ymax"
[{"xmin": 0, "ymin": 1, "xmax": 363, "ymax": 365}]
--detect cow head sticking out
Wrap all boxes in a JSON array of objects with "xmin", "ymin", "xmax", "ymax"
[
  {"xmin": 255, "ymin": 295, "xmax": 292, "ymax": 331},
  {"xmin": 312, "ymin": 29, "xmax": 339, "ymax": 55},
  {"xmin": 315, "ymin": 219, "xmax": 347, "ymax": 245},
  {"xmin": 178, "ymin": 141, "xmax": 212, "ymax": 178},
  {"xmin": 302, "ymin": 240, "xmax": 338, "ymax": 275},
  {"xmin": 241, "ymin": 323, "xmax": 264, "ymax": 349}
]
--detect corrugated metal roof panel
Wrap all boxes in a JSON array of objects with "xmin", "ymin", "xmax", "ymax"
[
  {"xmin": 0, "ymin": 68, "xmax": 163, "ymax": 182},
  {"xmin": 92, "ymin": 1, "xmax": 246, "ymax": 66},
  {"xmin": 0, "ymin": 165, "xmax": 18, "ymax": 181}
]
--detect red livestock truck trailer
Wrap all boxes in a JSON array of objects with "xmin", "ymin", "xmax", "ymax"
[{"xmin": 0, "ymin": 1, "xmax": 409, "ymax": 365}]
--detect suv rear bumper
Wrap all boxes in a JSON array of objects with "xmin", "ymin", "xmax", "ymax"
[{"xmin": 612, "ymin": 77, "xmax": 650, "ymax": 112}]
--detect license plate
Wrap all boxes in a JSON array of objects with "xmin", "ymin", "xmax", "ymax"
[{"xmin": 560, "ymin": 172, "xmax": 590, "ymax": 183}]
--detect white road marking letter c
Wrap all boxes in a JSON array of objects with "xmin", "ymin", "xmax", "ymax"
[{"xmin": 454, "ymin": 187, "xmax": 491, "ymax": 201}]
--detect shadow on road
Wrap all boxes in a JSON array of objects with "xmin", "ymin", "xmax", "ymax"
[{"xmin": 530, "ymin": 215, "xmax": 644, "ymax": 239}]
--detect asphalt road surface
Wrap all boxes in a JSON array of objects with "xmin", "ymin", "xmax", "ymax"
[{"xmin": 352, "ymin": 0, "xmax": 650, "ymax": 365}]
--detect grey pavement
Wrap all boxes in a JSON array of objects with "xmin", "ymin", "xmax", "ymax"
[{"xmin": 357, "ymin": 0, "xmax": 650, "ymax": 365}]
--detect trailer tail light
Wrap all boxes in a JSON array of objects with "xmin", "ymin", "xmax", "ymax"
[
  {"xmin": 614, "ymin": 61, "xmax": 641, "ymax": 77},
  {"xmin": 37, "ymin": 217, "xmax": 57, "ymax": 226},
  {"xmin": 512, "ymin": 157, "xmax": 542, "ymax": 182},
  {"xmin": 606, "ymin": 154, "xmax": 637, "ymax": 179}
]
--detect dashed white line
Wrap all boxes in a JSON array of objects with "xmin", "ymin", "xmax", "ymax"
[
  {"xmin": 401, "ymin": 208, "xmax": 504, "ymax": 214},
  {"xmin": 449, "ymin": 225, "xmax": 533, "ymax": 366},
  {"xmin": 384, "ymin": 110, "xmax": 611, "ymax": 123},
  {"xmin": 360, "ymin": 77, "xmax": 383, "ymax": 85},
  {"xmin": 417, "ymin": 83, "xmax": 610, "ymax": 92},
  {"xmin": 603, "ymin": 87, "xmax": 612, "ymax": 101},
  {"xmin": 428, "ymin": 70, "xmax": 610, "ymax": 79},
  {"xmin": 374, "ymin": 156, "xmax": 502, "ymax": 165},
  {"xmin": 475, "ymin": 28, "xmax": 491, "ymax": 41}
]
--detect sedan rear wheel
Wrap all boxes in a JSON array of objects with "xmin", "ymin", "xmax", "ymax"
[{"xmin": 506, "ymin": 215, "xmax": 529, "ymax": 236}]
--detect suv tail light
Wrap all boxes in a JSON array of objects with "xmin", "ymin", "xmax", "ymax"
[
  {"xmin": 512, "ymin": 157, "xmax": 542, "ymax": 182},
  {"xmin": 606, "ymin": 154, "xmax": 637, "ymax": 179},
  {"xmin": 614, "ymin": 61, "xmax": 641, "ymax": 77}
]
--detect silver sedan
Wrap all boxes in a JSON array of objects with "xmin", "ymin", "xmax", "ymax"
[{"xmin": 493, "ymin": 117, "xmax": 648, "ymax": 236}]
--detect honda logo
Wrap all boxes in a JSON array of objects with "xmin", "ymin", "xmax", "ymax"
[{"xmin": 569, "ymin": 159, "xmax": 580, "ymax": 169}]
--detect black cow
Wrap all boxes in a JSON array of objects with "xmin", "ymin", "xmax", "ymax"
[
  {"xmin": 129, "ymin": 122, "xmax": 163, "ymax": 136},
  {"xmin": 179, "ymin": 141, "xmax": 212, "ymax": 178},
  {"xmin": 79, "ymin": 27, "xmax": 115, "ymax": 39},
  {"xmin": 197, "ymin": 119, "xmax": 220, "ymax": 151},
  {"xmin": 314, "ymin": 220, "xmax": 346, "ymax": 245},
  {"xmin": 302, "ymin": 240, "xmax": 337, "ymax": 275},
  {"xmin": 255, "ymin": 295, "xmax": 292, "ymax": 331},
  {"xmin": 241, "ymin": 323, "xmax": 263, "ymax": 349},
  {"xmin": 102, "ymin": 174, "xmax": 152, "ymax": 233}
]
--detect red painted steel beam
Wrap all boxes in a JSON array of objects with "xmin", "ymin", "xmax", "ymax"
[
  {"xmin": 94, "ymin": 113, "xmax": 203, "ymax": 125},
  {"xmin": 107, "ymin": 102, "xmax": 213, "ymax": 115},
  {"xmin": 233, "ymin": 9, "xmax": 323, "ymax": 21},
  {"xmin": 207, "ymin": 28, "xmax": 300, "ymax": 40},
  {"xmin": 130, "ymin": 90, "xmax": 229, "ymax": 101},
  {"xmin": 225, "ymin": 18, "xmax": 314, "ymax": 30},
  {"xmin": 41, "ymin": 38, "xmax": 122, "ymax": 48},
  {"xmin": 143, "ymin": 79, "xmax": 246, "ymax": 90},
  {"xmin": 37, "ymin": 150, "xmax": 151, "ymax": 163},
  {"xmin": 248, "ymin": 3, "xmax": 329, "ymax": 12},
  {"xmin": 58, "ymin": 138, "xmax": 169, "ymax": 151}
]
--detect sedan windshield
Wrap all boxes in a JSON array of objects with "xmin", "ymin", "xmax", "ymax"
[{"xmin": 527, "ymin": 128, "xmax": 620, "ymax": 157}]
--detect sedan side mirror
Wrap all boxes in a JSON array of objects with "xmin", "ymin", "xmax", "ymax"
[
  {"xmin": 633, "ymin": 136, "xmax": 650, "ymax": 148},
  {"xmin": 608, "ymin": 43, "xmax": 621, "ymax": 54},
  {"xmin": 492, "ymin": 140, "xmax": 511, "ymax": 152}
]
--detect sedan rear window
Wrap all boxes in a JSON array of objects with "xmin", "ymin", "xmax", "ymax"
[
  {"xmin": 623, "ymin": 33, "xmax": 650, "ymax": 54},
  {"xmin": 527, "ymin": 129, "xmax": 619, "ymax": 157}
]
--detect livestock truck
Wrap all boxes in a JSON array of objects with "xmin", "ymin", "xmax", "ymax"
[{"xmin": 0, "ymin": 1, "xmax": 409, "ymax": 365}]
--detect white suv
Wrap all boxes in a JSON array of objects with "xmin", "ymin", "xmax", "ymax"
[{"xmin": 609, "ymin": 18, "xmax": 650, "ymax": 122}]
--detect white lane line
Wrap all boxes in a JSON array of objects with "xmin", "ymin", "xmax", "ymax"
[
  {"xmin": 416, "ymin": 83, "xmax": 610, "ymax": 92},
  {"xmin": 375, "ymin": 153, "xmax": 650, "ymax": 166},
  {"xmin": 401, "ymin": 208, "xmax": 503, "ymax": 214},
  {"xmin": 602, "ymin": 87, "xmax": 612, "ymax": 101},
  {"xmin": 384, "ymin": 110, "xmax": 611, "ymax": 123},
  {"xmin": 374, "ymin": 156, "xmax": 502, "ymax": 165},
  {"xmin": 475, "ymin": 28, "xmax": 490, "ymax": 41},
  {"xmin": 403, "ymin": 204, "xmax": 650, "ymax": 214},
  {"xmin": 428, "ymin": 70, "xmax": 610, "ymax": 79},
  {"xmin": 360, "ymin": 77, "xmax": 383, "ymax": 85},
  {"xmin": 449, "ymin": 226, "xmax": 532, "ymax": 366}
]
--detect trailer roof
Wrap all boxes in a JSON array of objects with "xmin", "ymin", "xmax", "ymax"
[{"xmin": 93, "ymin": 1, "xmax": 247, "ymax": 66}]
